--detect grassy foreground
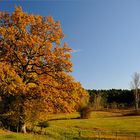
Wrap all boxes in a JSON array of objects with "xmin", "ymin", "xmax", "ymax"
[{"xmin": 0, "ymin": 110, "xmax": 140, "ymax": 140}]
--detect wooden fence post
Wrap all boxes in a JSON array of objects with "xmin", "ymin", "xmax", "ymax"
[
  {"xmin": 116, "ymin": 131, "xmax": 118, "ymax": 140},
  {"xmin": 134, "ymin": 132, "xmax": 136, "ymax": 140}
]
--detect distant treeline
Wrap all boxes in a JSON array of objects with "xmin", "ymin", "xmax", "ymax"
[{"xmin": 87, "ymin": 89, "xmax": 136, "ymax": 109}]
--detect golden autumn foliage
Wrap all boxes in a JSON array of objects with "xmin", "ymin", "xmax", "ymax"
[
  {"xmin": 0, "ymin": 62, "xmax": 23, "ymax": 94},
  {"xmin": 0, "ymin": 6, "xmax": 88, "ymax": 132}
]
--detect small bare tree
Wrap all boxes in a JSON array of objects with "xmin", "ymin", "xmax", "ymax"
[{"xmin": 131, "ymin": 72, "xmax": 140, "ymax": 111}]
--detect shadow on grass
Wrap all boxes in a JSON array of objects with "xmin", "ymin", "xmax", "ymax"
[
  {"xmin": 48, "ymin": 117, "xmax": 80, "ymax": 121},
  {"xmin": 3, "ymin": 134, "xmax": 16, "ymax": 139},
  {"xmin": 100, "ymin": 109, "xmax": 140, "ymax": 118},
  {"xmin": 122, "ymin": 109, "xmax": 140, "ymax": 116}
]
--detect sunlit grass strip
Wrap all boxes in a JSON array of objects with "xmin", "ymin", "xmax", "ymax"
[{"xmin": 1, "ymin": 111, "xmax": 140, "ymax": 139}]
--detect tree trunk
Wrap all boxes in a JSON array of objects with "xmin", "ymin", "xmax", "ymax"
[
  {"xmin": 21, "ymin": 123, "xmax": 27, "ymax": 133},
  {"xmin": 19, "ymin": 120, "xmax": 27, "ymax": 133},
  {"xmin": 19, "ymin": 96, "xmax": 26, "ymax": 133},
  {"xmin": 136, "ymin": 101, "xmax": 139, "ymax": 111},
  {"xmin": 135, "ymin": 90, "xmax": 139, "ymax": 111}
]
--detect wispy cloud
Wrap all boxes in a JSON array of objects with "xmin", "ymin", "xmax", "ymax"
[{"xmin": 71, "ymin": 49, "xmax": 82, "ymax": 53}]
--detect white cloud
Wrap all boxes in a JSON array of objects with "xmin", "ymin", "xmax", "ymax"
[{"xmin": 71, "ymin": 49, "xmax": 82, "ymax": 53}]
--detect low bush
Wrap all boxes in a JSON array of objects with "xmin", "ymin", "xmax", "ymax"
[
  {"xmin": 79, "ymin": 106, "xmax": 92, "ymax": 119},
  {"xmin": 36, "ymin": 121, "xmax": 49, "ymax": 130}
]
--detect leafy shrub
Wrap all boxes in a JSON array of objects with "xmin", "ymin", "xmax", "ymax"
[
  {"xmin": 79, "ymin": 106, "xmax": 92, "ymax": 119},
  {"xmin": 37, "ymin": 121, "xmax": 49, "ymax": 130}
]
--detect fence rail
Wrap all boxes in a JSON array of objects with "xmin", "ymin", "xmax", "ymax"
[
  {"xmin": 65, "ymin": 130, "xmax": 140, "ymax": 140},
  {"xmin": 0, "ymin": 129, "xmax": 140, "ymax": 140}
]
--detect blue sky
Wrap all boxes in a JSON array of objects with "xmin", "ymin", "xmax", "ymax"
[{"xmin": 1, "ymin": 0, "xmax": 140, "ymax": 89}]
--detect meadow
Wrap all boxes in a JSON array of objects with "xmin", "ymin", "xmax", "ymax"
[{"xmin": 0, "ymin": 110, "xmax": 140, "ymax": 140}]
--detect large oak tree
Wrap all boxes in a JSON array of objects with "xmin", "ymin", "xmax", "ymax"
[{"xmin": 0, "ymin": 7, "xmax": 88, "ymax": 133}]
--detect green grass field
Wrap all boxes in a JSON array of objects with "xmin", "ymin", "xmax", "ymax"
[{"xmin": 0, "ymin": 110, "xmax": 140, "ymax": 140}]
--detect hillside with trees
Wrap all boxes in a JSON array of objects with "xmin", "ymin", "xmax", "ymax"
[{"xmin": 88, "ymin": 89, "xmax": 136, "ymax": 110}]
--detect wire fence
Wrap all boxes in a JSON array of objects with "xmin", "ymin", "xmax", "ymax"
[
  {"xmin": 1, "ymin": 129, "xmax": 140, "ymax": 140},
  {"xmin": 69, "ymin": 130, "xmax": 140, "ymax": 140}
]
